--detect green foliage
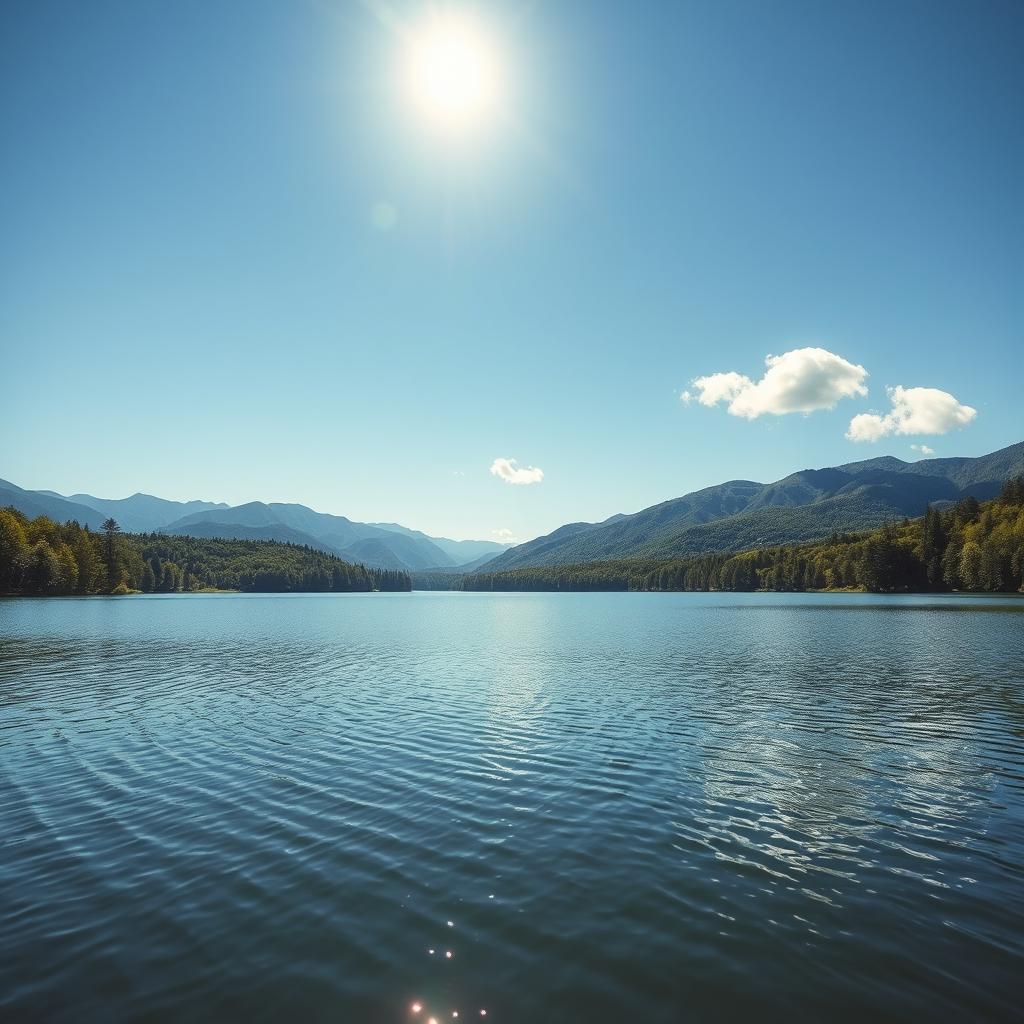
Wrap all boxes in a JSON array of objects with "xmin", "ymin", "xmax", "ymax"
[
  {"xmin": 0, "ymin": 510, "xmax": 411, "ymax": 596},
  {"xmin": 461, "ymin": 480, "xmax": 1024, "ymax": 595},
  {"xmin": 102, "ymin": 517, "xmax": 122, "ymax": 588},
  {"xmin": 482, "ymin": 444, "xmax": 1024, "ymax": 574},
  {"xmin": 0, "ymin": 508, "xmax": 29, "ymax": 592}
]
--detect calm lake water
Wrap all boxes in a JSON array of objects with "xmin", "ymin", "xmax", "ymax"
[{"xmin": 1, "ymin": 592, "xmax": 1022, "ymax": 1022}]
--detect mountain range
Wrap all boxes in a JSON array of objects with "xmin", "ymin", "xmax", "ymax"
[
  {"xmin": 474, "ymin": 441, "xmax": 1024, "ymax": 573},
  {"xmin": 4, "ymin": 441, "xmax": 1021, "ymax": 577},
  {"xmin": 0, "ymin": 480, "xmax": 506, "ymax": 572}
]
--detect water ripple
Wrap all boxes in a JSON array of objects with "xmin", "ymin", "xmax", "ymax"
[{"xmin": 0, "ymin": 591, "xmax": 1022, "ymax": 1022}]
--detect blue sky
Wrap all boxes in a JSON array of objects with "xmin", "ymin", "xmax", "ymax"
[{"xmin": 2, "ymin": 0, "xmax": 1021, "ymax": 542}]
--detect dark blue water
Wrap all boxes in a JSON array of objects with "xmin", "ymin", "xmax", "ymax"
[{"xmin": 1, "ymin": 592, "xmax": 1022, "ymax": 1022}]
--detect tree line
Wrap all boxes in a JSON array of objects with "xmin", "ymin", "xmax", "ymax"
[
  {"xmin": 459, "ymin": 480, "xmax": 1024, "ymax": 594},
  {"xmin": 0, "ymin": 510, "xmax": 411, "ymax": 595}
]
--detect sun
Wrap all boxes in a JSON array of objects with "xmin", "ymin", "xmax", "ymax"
[{"xmin": 406, "ymin": 14, "xmax": 500, "ymax": 132}]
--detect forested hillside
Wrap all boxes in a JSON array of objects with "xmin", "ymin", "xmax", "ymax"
[
  {"xmin": 479, "ymin": 441, "xmax": 1024, "ymax": 572},
  {"xmin": 460, "ymin": 480, "xmax": 1024, "ymax": 594},
  {"xmin": 0, "ymin": 509, "xmax": 410, "ymax": 596}
]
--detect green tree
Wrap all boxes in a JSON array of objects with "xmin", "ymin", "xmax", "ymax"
[
  {"xmin": 0, "ymin": 508, "xmax": 29, "ymax": 592},
  {"xmin": 999, "ymin": 477, "xmax": 1024, "ymax": 505},
  {"xmin": 56, "ymin": 542, "xmax": 79, "ymax": 593},
  {"xmin": 959, "ymin": 541, "xmax": 984, "ymax": 591},
  {"xmin": 71, "ymin": 532, "xmax": 100, "ymax": 593},
  {"xmin": 24, "ymin": 540, "xmax": 63, "ymax": 595},
  {"xmin": 921, "ymin": 505, "xmax": 947, "ymax": 589},
  {"xmin": 102, "ymin": 518, "xmax": 121, "ymax": 590},
  {"xmin": 955, "ymin": 495, "xmax": 981, "ymax": 527}
]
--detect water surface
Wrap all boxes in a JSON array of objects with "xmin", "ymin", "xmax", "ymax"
[{"xmin": 1, "ymin": 592, "xmax": 1022, "ymax": 1021}]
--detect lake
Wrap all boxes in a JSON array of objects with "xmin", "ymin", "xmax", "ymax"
[{"xmin": 1, "ymin": 592, "xmax": 1022, "ymax": 1022}]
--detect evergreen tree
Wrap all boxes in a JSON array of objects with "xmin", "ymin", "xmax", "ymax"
[
  {"xmin": 921, "ymin": 505, "xmax": 947, "ymax": 589},
  {"xmin": 102, "ymin": 518, "xmax": 121, "ymax": 590}
]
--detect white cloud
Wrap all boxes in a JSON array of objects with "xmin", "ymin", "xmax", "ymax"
[
  {"xmin": 691, "ymin": 347, "xmax": 868, "ymax": 419},
  {"xmin": 451, "ymin": 470, "xmax": 465, "ymax": 477},
  {"xmin": 910, "ymin": 444, "xmax": 935, "ymax": 456},
  {"xmin": 679, "ymin": 389, "xmax": 693, "ymax": 405},
  {"xmin": 692, "ymin": 370, "xmax": 751, "ymax": 409},
  {"xmin": 491, "ymin": 528, "xmax": 517, "ymax": 544},
  {"xmin": 846, "ymin": 386, "xmax": 976, "ymax": 443},
  {"xmin": 490, "ymin": 457, "xmax": 544, "ymax": 485}
]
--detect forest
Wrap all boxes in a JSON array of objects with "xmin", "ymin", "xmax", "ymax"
[
  {"xmin": 0, "ymin": 510, "xmax": 411, "ymax": 595},
  {"xmin": 6, "ymin": 481, "xmax": 1023, "ymax": 598},
  {"xmin": 459, "ymin": 479, "xmax": 1024, "ymax": 594}
]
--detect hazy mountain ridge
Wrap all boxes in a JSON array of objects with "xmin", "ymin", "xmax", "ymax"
[
  {"xmin": 368, "ymin": 523, "xmax": 504, "ymax": 564},
  {"xmin": 5, "ymin": 442, "xmax": 1019, "ymax": 576},
  {"xmin": 162, "ymin": 502, "xmax": 456, "ymax": 570},
  {"xmin": 479, "ymin": 442, "xmax": 1024, "ymax": 571},
  {"xmin": 62, "ymin": 493, "xmax": 228, "ymax": 534},
  {"xmin": 0, "ymin": 482, "xmax": 506, "ymax": 572},
  {"xmin": 0, "ymin": 480, "xmax": 108, "ymax": 530},
  {"xmin": 160, "ymin": 520, "xmax": 331, "ymax": 551}
]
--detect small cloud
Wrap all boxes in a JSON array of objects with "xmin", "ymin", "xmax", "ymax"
[
  {"xmin": 910, "ymin": 444, "xmax": 935, "ymax": 457},
  {"xmin": 679, "ymin": 389, "xmax": 693, "ymax": 405},
  {"xmin": 370, "ymin": 200, "xmax": 399, "ymax": 232},
  {"xmin": 691, "ymin": 347, "xmax": 868, "ymax": 419},
  {"xmin": 491, "ymin": 528, "xmax": 517, "ymax": 544},
  {"xmin": 490, "ymin": 457, "xmax": 543, "ymax": 486},
  {"xmin": 846, "ymin": 386, "xmax": 976, "ymax": 443},
  {"xmin": 451, "ymin": 470, "xmax": 465, "ymax": 477}
]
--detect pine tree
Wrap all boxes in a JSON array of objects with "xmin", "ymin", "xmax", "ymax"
[
  {"xmin": 921, "ymin": 505, "xmax": 947, "ymax": 589},
  {"xmin": 102, "ymin": 518, "xmax": 121, "ymax": 590}
]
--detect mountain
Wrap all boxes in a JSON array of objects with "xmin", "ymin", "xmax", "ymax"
[
  {"xmin": 0, "ymin": 480, "xmax": 507, "ymax": 572},
  {"xmin": 838, "ymin": 443, "xmax": 1024, "ymax": 492},
  {"xmin": 0, "ymin": 479, "xmax": 106, "ymax": 529},
  {"xmin": 164, "ymin": 503, "xmax": 509, "ymax": 570},
  {"xmin": 448, "ymin": 549, "xmax": 506, "ymax": 573},
  {"xmin": 368, "ymin": 523, "xmax": 506, "ymax": 565},
  {"xmin": 162, "ymin": 520, "xmax": 331, "ymax": 551},
  {"xmin": 337, "ymin": 538, "xmax": 417, "ymax": 572},
  {"xmin": 478, "ymin": 483, "xmax": 765, "ymax": 571},
  {"xmin": 164, "ymin": 502, "xmax": 455, "ymax": 570},
  {"xmin": 58, "ymin": 492, "xmax": 227, "ymax": 533},
  {"xmin": 340, "ymin": 531, "xmax": 457, "ymax": 572},
  {"xmin": 414, "ymin": 549, "xmax": 506, "ymax": 579},
  {"xmin": 12, "ymin": 484, "xmax": 228, "ymax": 533},
  {"xmin": 479, "ymin": 441, "xmax": 1024, "ymax": 572}
]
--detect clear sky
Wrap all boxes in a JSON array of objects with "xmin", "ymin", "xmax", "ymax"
[{"xmin": 2, "ymin": 0, "xmax": 1021, "ymax": 542}]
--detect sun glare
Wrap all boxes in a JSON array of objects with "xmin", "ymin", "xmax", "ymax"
[{"xmin": 406, "ymin": 15, "xmax": 500, "ymax": 132}]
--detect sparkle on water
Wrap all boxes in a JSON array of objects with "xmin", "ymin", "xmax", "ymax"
[{"xmin": 1, "ymin": 591, "xmax": 1023, "ymax": 1021}]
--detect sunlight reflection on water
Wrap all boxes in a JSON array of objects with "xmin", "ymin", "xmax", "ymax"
[{"xmin": 0, "ymin": 592, "xmax": 1022, "ymax": 1022}]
